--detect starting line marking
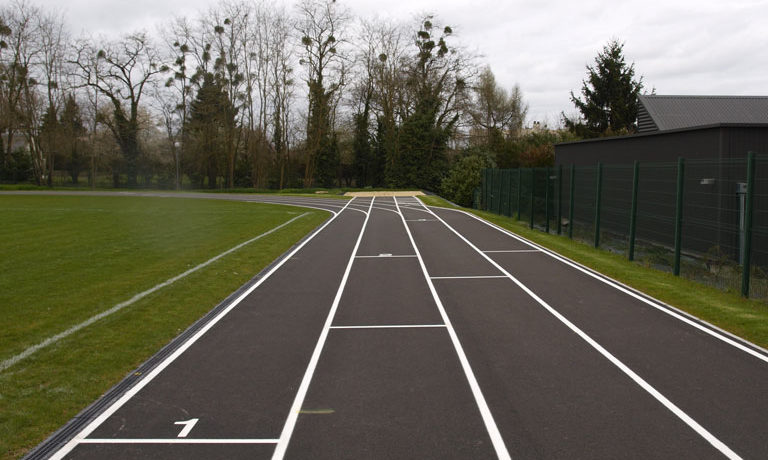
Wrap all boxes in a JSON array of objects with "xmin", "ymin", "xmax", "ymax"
[
  {"xmin": 329, "ymin": 324, "xmax": 446, "ymax": 329},
  {"xmin": 355, "ymin": 254, "xmax": 417, "ymax": 258},
  {"xmin": 431, "ymin": 275, "xmax": 508, "ymax": 280},
  {"xmin": 483, "ymin": 249, "xmax": 540, "ymax": 253},
  {"xmin": 80, "ymin": 439, "xmax": 278, "ymax": 444}
]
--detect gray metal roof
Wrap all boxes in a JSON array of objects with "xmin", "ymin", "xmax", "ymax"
[{"xmin": 637, "ymin": 95, "xmax": 768, "ymax": 132}]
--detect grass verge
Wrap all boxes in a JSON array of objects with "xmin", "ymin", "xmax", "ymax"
[
  {"xmin": 419, "ymin": 195, "xmax": 768, "ymax": 349},
  {"xmin": 0, "ymin": 195, "xmax": 329, "ymax": 459}
]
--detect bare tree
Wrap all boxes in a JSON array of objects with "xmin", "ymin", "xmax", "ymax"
[
  {"xmin": 469, "ymin": 66, "xmax": 527, "ymax": 145},
  {"xmin": 71, "ymin": 32, "xmax": 168, "ymax": 186},
  {"xmin": 295, "ymin": 0, "xmax": 350, "ymax": 187},
  {"xmin": 0, "ymin": 0, "xmax": 40, "ymax": 178}
]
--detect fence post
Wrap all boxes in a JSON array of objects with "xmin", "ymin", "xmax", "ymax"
[
  {"xmin": 742, "ymin": 152, "xmax": 756, "ymax": 297},
  {"xmin": 493, "ymin": 169, "xmax": 504, "ymax": 214},
  {"xmin": 516, "ymin": 168, "xmax": 522, "ymax": 220},
  {"xmin": 594, "ymin": 162, "xmax": 603, "ymax": 248},
  {"xmin": 482, "ymin": 169, "xmax": 488, "ymax": 210},
  {"xmin": 673, "ymin": 157, "xmax": 685, "ymax": 276},
  {"xmin": 628, "ymin": 161, "xmax": 640, "ymax": 261},
  {"xmin": 545, "ymin": 167, "xmax": 551, "ymax": 233},
  {"xmin": 529, "ymin": 168, "xmax": 535, "ymax": 229},
  {"xmin": 557, "ymin": 164, "xmax": 563, "ymax": 235},
  {"xmin": 507, "ymin": 169, "xmax": 515, "ymax": 217},
  {"xmin": 568, "ymin": 165, "xmax": 575, "ymax": 239}
]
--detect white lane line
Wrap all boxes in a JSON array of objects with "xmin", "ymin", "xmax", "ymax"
[
  {"xmin": 80, "ymin": 439, "xmax": 279, "ymax": 444},
  {"xmin": 272, "ymin": 197, "xmax": 375, "ymax": 460},
  {"xmin": 417, "ymin": 202, "xmax": 742, "ymax": 460},
  {"xmin": 355, "ymin": 254, "xmax": 417, "ymax": 258},
  {"xmin": 483, "ymin": 249, "xmax": 540, "ymax": 253},
  {"xmin": 1, "ymin": 212, "xmax": 311, "ymax": 373},
  {"xmin": 49, "ymin": 200, "xmax": 355, "ymax": 460},
  {"xmin": 431, "ymin": 276, "xmax": 508, "ymax": 280},
  {"xmin": 442, "ymin": 207, "xmax": 768, "ymax": 365},
  {"xmin": 405, "ymin": 219, "xmax": 438, "ymax": 222},
  {"xmin": 329, "ymin": 325, "xmax": 446, "ymax": 329},
  {"xmin": 394, "ymin": 197, "xmax": 511, "ymax": 460}
]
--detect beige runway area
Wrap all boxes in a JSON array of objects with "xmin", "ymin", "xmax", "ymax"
[{"xmin": 343, "ymin": 191, "xmax": 425, "ymax": 197}]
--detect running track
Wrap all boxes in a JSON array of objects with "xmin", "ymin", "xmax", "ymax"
[{"xmin": 23, "ymin": 193, "xmax": 768, "ymax": 459}]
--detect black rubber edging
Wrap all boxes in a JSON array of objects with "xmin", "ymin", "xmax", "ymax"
[{"xmin": 23, "ymin": 212, "xmax": 333, "ymax": 460}]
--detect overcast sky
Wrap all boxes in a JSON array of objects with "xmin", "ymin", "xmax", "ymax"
[{"xmin": 33, "ymin": 0, "xmax": 768, "ymax": 126}]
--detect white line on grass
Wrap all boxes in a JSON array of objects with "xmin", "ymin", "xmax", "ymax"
[
  {"xmin": 417, "ymin": 201, "xmax": 742, "ymax": 460},
  {"xmin": 271, "ymin": 197, "xmax": 375, "ymax": 460},
  {"xmin": 395, "ymin": 197, "xmax": 511, "ymax": 460},
  {"xmin": 441, "ymin": 207, "xmax": 768, "ymax": 365},
  {"xmin": 47, "ymin": 199, "xmax": 354, "ymax": 460},
  {"xmin": 0, "ymin": 212, "xmax": 311, "ymax": 374}
]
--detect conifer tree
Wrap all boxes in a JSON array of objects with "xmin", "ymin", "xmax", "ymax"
[{"xmin": 565, "ymin": 40, "xmax": 643, "ymax": 138}]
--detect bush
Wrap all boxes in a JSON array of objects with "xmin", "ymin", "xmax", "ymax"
[{"xmin": 440, "ymin": 152, "xmax": 495, "ymax": 207}]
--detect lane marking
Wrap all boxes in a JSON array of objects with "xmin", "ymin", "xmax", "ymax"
[
  {"xmin": 79, "ymin": 439, "xmax": 278, "ymax": 444},
  {"xmin": 329, "ymin": 325, "xmax": 446, "ymax": 329},
  {"xmin": 442, "ymin": 207, "xmax": 768, "ymax": 365},
  {"xmin": 272, "ymin": 197, "xmax": 375, "ymax": 459},
  {"xmin": 1, "ymin": 212, "xmax": 311, "ymax": 373},
  {"xmin": 354, "ymin": 254, "xmax": 417, "ymax": 258},
  {"xmin": 405, "ymin": 218, "xmax": 438, "ymax": 222},
  {"xmin": 174, "ymin": 418, "xmax": 199, "ymax": 438},
  {"xmin": 418, "ymin": 201, "xmax": 741, "ymax": 460},
  {"xmin": 394, "ymin": 197, "xmax": 511, "ymax": 460},
  {"xmin": 49, "ymin": 199, "xmax": 356, "ymax": 460},
  {"xmin": 483, "ymin": 249, "xmax": 540, "ymax": 253},
  {"xmin": 431, "ymin": 276, "xmax": 508, "ymax": 280}
]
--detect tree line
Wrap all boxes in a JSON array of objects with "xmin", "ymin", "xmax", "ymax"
[{"xmin": 1, "ymin": 0, "xmax": 555, "ymax": 196}]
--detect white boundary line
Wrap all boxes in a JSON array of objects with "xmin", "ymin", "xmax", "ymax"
[
  {"xmin": 329, "ymin": 324, "xmax": 446, "ymax": 329},
  {"xmin": 417, "ymin": 201, "xmax": 741, "ymax": 460},
  {"xmin": 483, "ymin": 249, "xmax": 540, "ymax": 253},
  {"xmin": 431, "ymin": 276, "xmax": 508, "ymax": 280},
  {"xmin": 79, "ymin": 439, "xmax": 278, "ymax": 444},
  {"xmin": 48, "ymin": 199, "xmax": 355, "ymax": 460},
  {"xmin": 271, "ymin": 197, "xmax": 375, "ymax": 459},
  {"xmin": 354, "ymin": 254, "xmax": 417, "ymax": 258},
  {"xmin": 1, "ymin": 212, "xmax": 310, "ymax": 373},
  {"xmin": 395, "ymin": 197, "xmax": 511, "ymax": 460},
  {"xmin": 439, "ymin": 207, "xmax": 768, "ymax": 365}
]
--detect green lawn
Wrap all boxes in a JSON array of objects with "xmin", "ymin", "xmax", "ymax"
[
  {"xmin": 420, "ymin": 195, "xmax": 768, "ymax": 349},
  {"xmin": 0, "ymin": 195, "xmax": 329, "ymax": 459}
]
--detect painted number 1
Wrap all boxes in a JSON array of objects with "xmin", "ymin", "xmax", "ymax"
[{"xmin": 174, "ymin": 418, "xmax": 199, "ymax": 438}]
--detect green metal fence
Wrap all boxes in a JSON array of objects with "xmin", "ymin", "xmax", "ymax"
[{"xmin": 479, "ymin": 153, "xmax": 768, "ymax": 299}]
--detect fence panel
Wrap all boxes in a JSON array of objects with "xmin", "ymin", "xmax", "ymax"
[{"xmin": 479, "ymin": 154, "xmax": 768, "ymax": 300}]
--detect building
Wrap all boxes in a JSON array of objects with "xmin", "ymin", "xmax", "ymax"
[{"xmin": 554, "ymin": 95, "xmax": 768, "ymax": 266}]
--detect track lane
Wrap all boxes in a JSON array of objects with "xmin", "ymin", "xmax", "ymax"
[
  {"xmin": 45, "ymin": 198, "xmax": 362, "ymax": 459},
  {"xmin": 401, "ymin": 199, "xmax": 732, "ymax": 459},
  {"xmin": 429, "ymin": 205, "xmax": 768, "ymax": 458},
  {"xmin": 281, "ymin": 198, "xmax": 498, "ymax": 459}
]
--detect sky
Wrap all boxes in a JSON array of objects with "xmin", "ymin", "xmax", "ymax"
[{"xmin": 33, "ymin": 0, "xmax": 768, "ymax": 127}]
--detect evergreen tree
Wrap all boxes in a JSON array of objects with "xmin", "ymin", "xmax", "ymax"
[
  {"xmin": 184, "ymin": 73, "xmax": 234, "ymax": 188},
  {"xmin": 391, "ymin": 17, "xmax": 465, "ymax": 190},
  {"xmin": 564, "ymin": 40, "xmax": 643, "ymax": 138},
  {"xmin": 59, "ymin": 95, "xmax": 87, "ymax": 184}
]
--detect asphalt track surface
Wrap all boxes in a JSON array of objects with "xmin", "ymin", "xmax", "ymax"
[{"xmin": 22, "ymin": 193, "xmax": 768, "ymax": 459}]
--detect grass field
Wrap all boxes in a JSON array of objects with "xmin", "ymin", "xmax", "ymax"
[
  {"xmin": 0, "ymin": 195, "xmax": 329, "ymax": 459},
  {"xmin": 420, "ymin": 195, "xmax": 768, "ymax": 350}
]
